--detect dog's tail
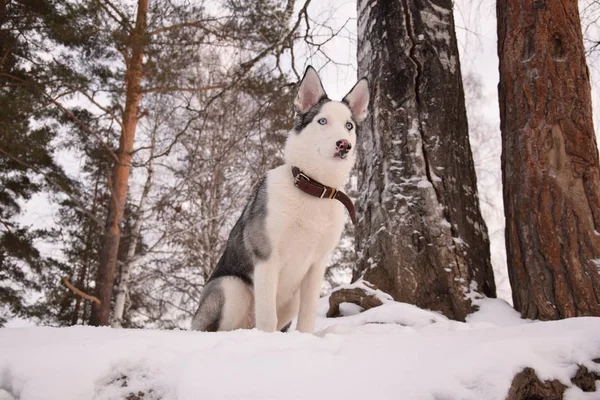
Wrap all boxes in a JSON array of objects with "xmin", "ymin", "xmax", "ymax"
[
  {"xmin": 191, "ymin": 279, "xmax": 225, "ymax": 331},
  {"xmin": 191, "ymin": 277, "xmax": 254, "ymax": 332}
]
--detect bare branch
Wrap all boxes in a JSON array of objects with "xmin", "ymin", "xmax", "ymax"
[
  {"xmin": 62, "ymin": 277, "xmax": 101, "ymax": 305},
  {"xmin": 141, "ymin": 84, "xmax": 226, "ymax": 94},
  {"xmin": 148, "ymin": 19, "xmax": 225, "ymax": 37}
]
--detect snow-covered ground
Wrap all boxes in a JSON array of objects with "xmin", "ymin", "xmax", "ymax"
[{"xmin": 1, "ymin": 294, "xmax": 599, "ymax": 400}]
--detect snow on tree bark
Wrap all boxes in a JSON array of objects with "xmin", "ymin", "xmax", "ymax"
[
  {"xmin": 353, "ymin": 0, "xmax": 496, "ymax": 321},
  {"xmin": 497, "ymin": 1, "xmax": 600, "ymax": 319}
]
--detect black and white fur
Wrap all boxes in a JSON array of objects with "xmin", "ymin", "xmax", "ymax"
[{"xmin": 191, "ymin": 66, "xmax": 369, "ymax": 333}]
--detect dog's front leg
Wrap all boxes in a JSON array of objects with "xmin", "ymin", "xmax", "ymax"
[
  {"xmin": 296, "ymin": 259, "xmax": 327, "ymax": 333},
  {"xmin": 253, "ymin": 261, "xmax": 279, "ymax": 332}
]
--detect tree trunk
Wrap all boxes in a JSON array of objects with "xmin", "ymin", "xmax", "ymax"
[
  {"xmin": 497, "ymin": 1, "xmax": 600, "ymax": 320},
  {"xmin": 353, "ymin": 0, "xmax": 496, "ymax": 321},
  {"xmin": 90, "ymin": 0, "xmax": 148, "ymax": 326},
  {"xmin": 72, "ymin": 176, "xmax": 102, "ymax": 325},
  {"xmin": 112, "ymin": 145, "xmax": 154, "ymax": 328}
]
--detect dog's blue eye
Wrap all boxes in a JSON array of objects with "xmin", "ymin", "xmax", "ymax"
[
  {"xmin": 346, "ymin": 122, "xmax": 354, "ymax": 130},
  {"xmin": 318, "ymin": 118, "xmax": 327, "ymax": 125}
]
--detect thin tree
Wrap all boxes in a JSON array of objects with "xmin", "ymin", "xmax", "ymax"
[
  {"xmin": 111, "ymin": 132, "xmax": 155, "ymax": 328},
  {"xmin": 90, "ymin": 0, "xmax": 149, "ymax": 326},
  {"xmin": 497, "ymin": 1, "xmax": 600, "ymax": 319},
  {"xmin": 346, "ymin": 0, "xmax": 496, "ymax": 321}
]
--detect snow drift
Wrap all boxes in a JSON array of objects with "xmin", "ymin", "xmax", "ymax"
[{"xmin": 1, "ymin": 297, "xmax": 599, "ymax": 400}]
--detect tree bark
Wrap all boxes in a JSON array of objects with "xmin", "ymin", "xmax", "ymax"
[
  {"xmin": 506, "ymin": 365, "xmax": 600, "ymax": 400},
  {"xmin": 497, "ymin": 1, "xmax": 600, "ymax": 319},
  {"xmin": 353, "ymin": 0, "xmax": 496, "ymax": 321},
  {"xmin": 90, "ymin": 0, "xmax": 148, "ymax": 326}
]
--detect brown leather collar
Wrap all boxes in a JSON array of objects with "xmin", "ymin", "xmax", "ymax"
[{"xmin": 291, "ymin": 166, "xmax": 356, "ymax": 224}]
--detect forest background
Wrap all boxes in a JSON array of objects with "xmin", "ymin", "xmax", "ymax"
[{"xmin": 2, "ymin": 0, "xmax": 600, "ymax": 328}]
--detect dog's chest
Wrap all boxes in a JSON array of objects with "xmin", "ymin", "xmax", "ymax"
[{"xmin": 264, "ymin": 167, "xmax": 346, "ymax": 290}]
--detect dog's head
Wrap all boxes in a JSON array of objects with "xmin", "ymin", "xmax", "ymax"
[{"xmin": 284, "ymin": 66, "xmax": 369, "ymax": 187}]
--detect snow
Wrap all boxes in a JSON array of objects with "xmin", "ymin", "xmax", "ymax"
[
  {"xmin": 452, "ymin": 236, "xmax": 468, "ymax": 247},
  {"xmin": 330, "ymin": 279, "xmax": 394, "ymax": 304},
  {"xmin": 417, "ymin": 179, "xmax": 433, "ymax": 188},
  {"xmin": 1, "ymin": 297, "xmax": 599, "ymax": 400}
]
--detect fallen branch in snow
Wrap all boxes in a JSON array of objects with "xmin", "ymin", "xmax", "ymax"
[
  {"xmin": 62, "ymin": 277, "xmax": 101, "ymax": 305},
  {"xmin": 327, "ymin": 281, "xmax": 390, "ymax": 318}
]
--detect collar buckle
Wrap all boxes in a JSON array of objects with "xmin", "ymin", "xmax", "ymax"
[{"xmin": 294, "ymin": 171, "xmax": 310, "ymax": 187}]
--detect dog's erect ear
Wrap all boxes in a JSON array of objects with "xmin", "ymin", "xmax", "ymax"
[
  {"xmin": 294, "ymin": 66, "xmax": 327, "ymax": 114},
  {"xmin": 342, "ymin": 78, "xmax": 370, "ymax": 122}
]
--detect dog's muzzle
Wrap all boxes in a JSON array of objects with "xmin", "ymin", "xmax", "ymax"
[{"xmin": 335, "ymin": 139, "xmax": 352, "ymax": 158}]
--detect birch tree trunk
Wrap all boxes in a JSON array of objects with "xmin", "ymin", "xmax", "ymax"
[
  {"xmin": 90, "ymin": 0, "xmax": 148, "ymax": 326},
  {"xmin": 353, "ymin": 0, "xmax": 496, "ymax": 321},
  {"xmin": 111, "ymin": 146, "xmax": 154, "ymax": 328},
  {"xmin": 497, "ymin": 1, "xmax": 600, "ymax": 320}
]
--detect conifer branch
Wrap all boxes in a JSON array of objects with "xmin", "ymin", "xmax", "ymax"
[
  {"xmin": 0, "ymin": 72, "xmax": 121, "ymax": 164},
  {"xmin": 0, "ymin": 219, "xmax": 13, "ymax": 233},
  {"xmin": 46, "ymin": 96, "xmax": 121, "ymax": 165},
  {"xmin": 237, "ymin": 0, "xmax": 311, "ymax": 74},
  {"xmin": 96, "ymin": 0, "xmax": 131, "ymax": 29},
  {"xmin": 77, "ymin": 90, "xmax": 124, "ymax": 129},
  {"xmin": 0, "ymin": 147, "xmax": 104, "ymax": 228}
]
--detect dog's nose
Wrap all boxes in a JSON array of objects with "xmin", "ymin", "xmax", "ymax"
[{"xmin": 336, "ymin": 139, "xmax": 352, "ymax": 154}]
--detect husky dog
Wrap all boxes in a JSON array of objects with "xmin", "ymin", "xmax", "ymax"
[{"xmin": 191, "ymin": 66, "xmax": 369, "ymax": 333}]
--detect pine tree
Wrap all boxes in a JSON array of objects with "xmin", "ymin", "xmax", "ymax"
[
  {"xmin": 497, "ymin": 0, "xmax": 600, "ymax": 319},
  {"xmin": 0, "ymin": 0, "xmax": 77, "ymax": 325}
]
